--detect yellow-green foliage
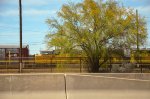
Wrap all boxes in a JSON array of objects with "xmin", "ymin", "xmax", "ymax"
[{"xmin": 45, "ymin": 0, "xmax": 147, "ymax": 72}]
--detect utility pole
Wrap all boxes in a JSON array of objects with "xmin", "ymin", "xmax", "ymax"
[
  {"xmin": 136, "ymin": 10, "xmax": 139, "ymax": 55},
  {"xmin": 136, "ymin": 9, "xmax": 142, "ymax": 73},
  {"xmin": 19, "ymin": 0, "xmax": 22, "ymax": 73}
]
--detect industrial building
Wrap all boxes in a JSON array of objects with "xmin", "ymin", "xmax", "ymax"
[{"xmin": 0, "ymin": 45, "xmax": 29, "ymax": 59}]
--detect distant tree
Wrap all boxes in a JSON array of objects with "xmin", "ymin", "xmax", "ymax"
[{"xmin": 45, "ymin": 0, "xmax": 147, "ymax": 72}]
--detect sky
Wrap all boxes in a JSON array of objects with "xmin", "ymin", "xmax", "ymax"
[{"xmin": 0, "ymin": 0, "xmax": 150, "ymax": 55}]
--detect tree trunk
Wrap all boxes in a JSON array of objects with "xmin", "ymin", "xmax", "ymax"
[{"xmin": 88, "ymin": 57, "xmax": 100, "ymax": 73}]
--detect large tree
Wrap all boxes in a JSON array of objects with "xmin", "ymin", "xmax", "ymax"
[{"xmin": 45, "ymin": 0, "xmax": 147, "ymax": 72}]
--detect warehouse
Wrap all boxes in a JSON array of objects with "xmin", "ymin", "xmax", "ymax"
[{"xmin": 0, "ymin": 45, "xmax": 29, "ymax": 59}]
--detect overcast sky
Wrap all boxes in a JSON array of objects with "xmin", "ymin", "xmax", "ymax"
[{"xmin": 0, "ymin": 0, "xmax": 150, "ymax": 54}]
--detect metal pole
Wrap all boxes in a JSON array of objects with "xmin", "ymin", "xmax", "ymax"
[
  {"xmin": 80, "ymin": 57, "xmax": 82, "ymax": 73},
  {"xmin": 19, "ymin": 0, "xmax": 22, "ymax": 73},
  {"xmin": 136, "ymin": 10, "xmax": 139, "ymax": 55},
  {"xmin": 136, "ymin": 10, "xmax": 142, "ymax": 73},
  {"xmin": 9, "ymin": 51, "xmax": 10, "ymax": 65}
]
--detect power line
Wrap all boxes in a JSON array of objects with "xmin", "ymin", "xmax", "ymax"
[
  {"xmin": 0, "ymin": 24, "xmax": 48, "ymax": 32},
  {"xmin": 0, "ymin": 42, "xmax": 45, "ymax": 44},
  {"xmin": 0, "ymin": 26, "xmax": 46, "ymax": 33},
  {"xmin": 0, "ymin": 25, "xmax": 19, "ymax": 29},
  {"xmin": 0, "ymin": 34, "xmax": 45, "ymax": 39}
]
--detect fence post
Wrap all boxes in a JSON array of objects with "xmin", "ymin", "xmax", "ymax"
[
  {"xmin": 19, "ymin": 62, "xmax": 22, "ymax": 73},
  {"xmin": 50, "ymin": 57, "xmax": 52, "ymax": 73},
  {"xmin": 80, "ymin": 57, "xmax": 82, "ymax": 73},
  {"xmin": 140, "ymin": 65, "xmax": 143, "ymax": 73},
  {"xmin": 6, "ymin": 61, "xmax": 8, "ymax": 73}
]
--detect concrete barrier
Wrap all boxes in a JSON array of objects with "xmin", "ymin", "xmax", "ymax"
[
  {"xmin": 81, "ymin": 73, "xmax": 150, "ymax": 80},
  {"xmin": 0, "ymin": 73, "xmax": 150, "ymax": 99},
  {"xmin": 66, "ymin": 74, "xmax": 150, "ymax": 99},
  {"xmin": 0, "ymin": 73, "xmax": 66, "ymax": 99}
]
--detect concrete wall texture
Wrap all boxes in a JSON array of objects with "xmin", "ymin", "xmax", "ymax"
[
  {"xmin": 0, "ymin": 74, "xmax": 66, "ymax": 99},
  {"xmin": 0, "ymin": 73, "xmax": 150, "ymax": 99}
]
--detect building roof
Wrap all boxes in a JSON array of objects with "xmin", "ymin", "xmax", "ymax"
[
  {"xmin": 132, "ymin": 48, "xmax": 150, "ymax": 51},
  {"xmin": 0, "ymin": 45, "xmax": 29, "ymax": 49},
  {"xmin": 40, "ymin": 50, "xmax": 54, "ymax": 54}
]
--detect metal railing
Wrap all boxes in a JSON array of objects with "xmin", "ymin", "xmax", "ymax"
[
  {"xmin": 0, "ymin": 57, "xmax": 88, "ymax": 73},
  {"xmin": 0, "ymin": 56, "xmax": 150, "ymax": 73}
]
